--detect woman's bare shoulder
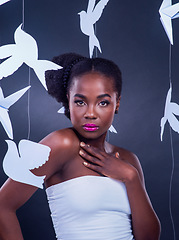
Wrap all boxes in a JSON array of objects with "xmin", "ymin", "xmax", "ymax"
[
  {"xmin": 31, "ymin": 128, "xmax": 80, "ymax": 180},
  {"xmin": 40, "ymin": 128, "xmax": 79, "ymax": 152},
  {"xmin": 109, "ymin": 143, "xmax": 144, "ymax": 184}
]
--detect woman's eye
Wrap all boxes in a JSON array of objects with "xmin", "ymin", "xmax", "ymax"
[
  {"xmin": 99, "ymin": 100, "xmax": 110, "ymax": 106},
  {"xmin": 74, "ymin": 100, "xmax": 85, "ymax": 106}
]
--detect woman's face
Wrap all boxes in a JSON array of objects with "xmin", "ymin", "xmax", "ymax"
[{"xmin": 68, "ymin": 72, "xmax": 120, "ymax": 140}]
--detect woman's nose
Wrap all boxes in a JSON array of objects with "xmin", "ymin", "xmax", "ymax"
[{"xmin": 84, "ymin": 105, "xmax": 97, "ymax": 119}]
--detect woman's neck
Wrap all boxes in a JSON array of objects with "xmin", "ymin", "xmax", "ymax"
[{"xmin": 72, "ymin": 128, "xmax": 107, "ymax": 151}]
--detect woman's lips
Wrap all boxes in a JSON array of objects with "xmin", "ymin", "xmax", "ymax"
[{"xmin": 83, "ymin": 124, "xmax": 99, "ymax": 132}]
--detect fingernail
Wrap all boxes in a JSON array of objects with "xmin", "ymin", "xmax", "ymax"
[
  {"xmin": 80, "ymin": 142, "xmax": 85, "ymax": 147},
  {"xmin": 83, "ymin": 162, "xmax": 88, "ymax": 166},
  {"xmin": 79, "ymin": 150, "xmax": 84, "ymax": 155},
  {"xmin": 87, "ymin": 144, "xmax": 90, "ymax": 148},
  {"xmin": 115, "ymin": 152, "xmax": 120, "ymax": 158}
]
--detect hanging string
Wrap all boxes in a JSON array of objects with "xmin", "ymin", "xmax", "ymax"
[
  {"xmin": 94, "ymin": 20, "xmax": 110, "ymax": 142},
  {"xmin": 22, "ymin": 0, "xmax": 24, "ymax": 29},
  {"xmin": 27, "ymin": 67, "xmax": 31, "ymax": 140},
  {"xmin": 169, "ymin": 44, "xmax": 172, "ymax": 84},
  {"xmin": 169, "ymin": 127, "xmax": 176, "ymax": 240},
  {"xmin": 94, "ymin": 23, "xmax": 98, "ymax": 58},
  {"xmin": 94, "ymin": 20, "xmax": 113, "ymax": 141},
  {"xmin": 22, "ymin": 0, "xmax": 31, "ymax": 140},
  {"xmin": 168, "ymin": 44, "xmax": 176, "ymax": 240}
]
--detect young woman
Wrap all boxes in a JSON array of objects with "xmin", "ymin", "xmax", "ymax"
[{"xmin": 0, "ymin": 53, "xmax": 160, "ymax": 240}]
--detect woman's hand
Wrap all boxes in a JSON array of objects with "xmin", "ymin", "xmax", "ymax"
[{"xmin": 79, "ymin": 142, "xmax": 138, "ymax": 183}]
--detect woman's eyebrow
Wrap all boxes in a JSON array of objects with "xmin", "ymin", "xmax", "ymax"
[
  {"xmin": 74, "ymin": 94, "xmax": 86, "ymax": 99},
  {"xmin": 97, "ymin": 94, "xmax": 111, "ymax": 99},
  {"xmin": 73, "ymin": 93, "xmax": 111, "ymax": 99}
]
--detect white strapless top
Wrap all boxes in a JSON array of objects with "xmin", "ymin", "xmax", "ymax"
[{"xmin": 46, "ymin": 175, "xmax": 134, "ymax": 240}]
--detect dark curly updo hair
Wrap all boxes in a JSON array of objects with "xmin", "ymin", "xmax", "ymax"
[{"xmin": 45, "ymin": 53, "xmax": 122, "ymax": 119}]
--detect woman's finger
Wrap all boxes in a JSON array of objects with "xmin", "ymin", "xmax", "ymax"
[
  {"xmin": 80, "ymin": 142, "xmax": 107, "ymax": 159},
  {"xmin": 83, "ymin": 161, "xmax": 102, "ymax": 173},
  {"xmin": 79, "ymin": 150, "xmax": 103, "ymax": 166},
  {"xmin": 115, "ymin": 152, "xmax": 120, "ymax": 158}
]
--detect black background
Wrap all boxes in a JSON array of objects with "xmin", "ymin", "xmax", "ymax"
[{"xmin": 0, "ymin": 0, "xmax": 179, "ymax": 239}]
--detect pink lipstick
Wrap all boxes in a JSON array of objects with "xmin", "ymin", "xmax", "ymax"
[{"xmin": 83, "ymin": 124, "xmax": 99, "ymax": 132}]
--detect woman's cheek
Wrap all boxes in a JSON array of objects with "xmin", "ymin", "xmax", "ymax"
[{"xmin": 70, "ymin": 108, "xmax": 85, "ymax": 122}]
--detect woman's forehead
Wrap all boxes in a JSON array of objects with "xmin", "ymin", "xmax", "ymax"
[{"xmin": 70, "ymin": 72, "xmax": 115, "ymax": 93}]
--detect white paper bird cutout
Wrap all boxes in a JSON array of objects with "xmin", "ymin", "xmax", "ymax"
[
  {"xmin": 57, "ymin": 106, "xmax": 117, "ymax": 133},
  {"xmin": 0, "ymin": 86, "xmax": 30, "ymax": 139},
  {"xmin": 109, "ymin": 124, "xmax": 117, "ymax": 133},
  {"xmin": 0, "ymin": 24, "xmax": 62, "ymax": 90},
  {"xmin": 160, "ymin": 84, "xmax": 179, "ymax": 141},
  {"xmin": 0, "ymin": 0, "xmax": 10, "ymax": 6},
  {"xmin": 159, "ymin": 0, "xmax": 179, "ymax": 45},
  {"xmin": 3, "ymin": 139, "xmax": 51, "ymax": 189},
  {"xmin": 57, "ymin": 106, "xmax": 65, "ymax": 114},
  {"xmin": 78, "ymin": 0, "xmax": 110, "ymax": 58}
]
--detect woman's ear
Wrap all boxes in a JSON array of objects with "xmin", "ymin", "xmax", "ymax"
[{"xmin": 115, "ymin": 96, "xmax": 121, "ymax": 114}]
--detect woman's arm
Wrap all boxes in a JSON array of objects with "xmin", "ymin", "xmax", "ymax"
[
  {"xmin": 0, "ymin": 179, "xmax": 38, "ymax": 240},
  {"xmin": 125, "ymin": 167, "xmax": 160, "ymax": 240},
  {"xmin": 79, "ymin": 143, "xmax": 161, "ymax": 240}
]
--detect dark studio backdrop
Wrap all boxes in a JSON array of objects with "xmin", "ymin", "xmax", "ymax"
[{"xmin": 0, "ymin": 0, "xmax": 179, "ymax": 239}]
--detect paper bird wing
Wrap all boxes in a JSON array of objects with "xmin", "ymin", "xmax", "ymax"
[
  {"xmin": 166, "ymin": 84, "xmax": 172, "ymax": 101},
  {"xmin": 0, "ymin": 0, "xmax": 10, "ymax": 6},
  {"xmin": 159, "ymin": 0, "xmax": 171, "ymax": 11},
  {"xmin": 168, "ymin": 112, "xmax": 179, "ymax": 133},
  {"xmin": 3, "ymin": 140, "xmax": 20, "ymax": 175},
  {"xmin": 0, "ymin": 86, "xmax": 30, "ymax": 109},
  {"xmin": 164, "ymin": 85, "xmax": 172, "ymax": 115},
  {"xmin": 92, "ymin": 0, "xmax": 109, "ymax": 23},
  {"xmin": 0, "ymin": 55, "xmax": 23, "ymax": 79},
  {"xmin": 0, "ymin": 44, "xmax": 16, "ymax": 59},
  {"xmin": 87, "ymin": 0, "xmax": 96, "ymax": 13},
  {"xmin": 160, "ymin": 116, "xmax": 167, "ymax": 141},
  {"xmin": 0, "ymin": 87, "xmax": 4, "ymax": 98},
  {"xmin": 172, "ymin": 12, "xmax": 179, "ymax": 19},
  {"xmin": 109, "ymin": 124, "xmax": 117, "ymax": 133},
  {"xmin": 160, "ymin": 85, "xmax": 172, "ymax": 141},
  {"xmin": 33, "ymin": 60, "xmax": 62, "ymax": 90},
  {"xmin": 19, "ymin": 139, "xmax": 51, "ymax": 170},
  {"xmin": 0, "ymin": 87, "xmax": 13, "ymax": 139},
  {"xmin": 160, "ymin": 13, "xmax": 173, "ymax": 45},
  {"xmin": 0, "ymin": 107, "xmax": 13, "ymax": 139},
  {"xmin": 170, "ymin": 102, "xmax": 179, "ymax": 115},
  {"xmin": 164, "ymin": 3, "xmax": 179, "ymax": 18},
  {"xmin": 57, "ymin": 106, "xmax": 65, "ymax": 114}
]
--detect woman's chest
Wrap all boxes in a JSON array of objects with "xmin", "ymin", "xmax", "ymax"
[{"xmin": 46, "ymin": 154, "xmax": 100, "ymax": 188}]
